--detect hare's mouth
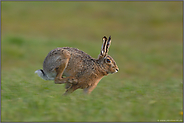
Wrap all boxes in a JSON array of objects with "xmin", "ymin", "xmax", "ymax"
[{"xmin": 108, "ymin": 69, "xmax": 119, "ymax": 74}]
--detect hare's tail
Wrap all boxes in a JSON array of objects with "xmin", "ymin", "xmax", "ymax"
[{"xmin": 35, "ymin": 69, "xmax": 52, "ymax": 80}]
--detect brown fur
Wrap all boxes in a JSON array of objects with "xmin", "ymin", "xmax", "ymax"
[{"xmin": 36, "ymin": 36, "xmax": 119, "ymax": 95}]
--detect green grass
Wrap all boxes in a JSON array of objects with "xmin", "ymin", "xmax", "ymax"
[{"xmin": 1, "ymin": 1, "xmax": 183, "ymax": 122}]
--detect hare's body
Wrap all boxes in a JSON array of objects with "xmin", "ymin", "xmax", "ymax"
[{"xmin": 35, "ymin": 36, "xmax": 119, "ymax": 95}]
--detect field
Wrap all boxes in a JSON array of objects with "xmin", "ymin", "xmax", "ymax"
[{"xmin": 1, "ymin": 1, "xmax": 183, "ymax": 122}]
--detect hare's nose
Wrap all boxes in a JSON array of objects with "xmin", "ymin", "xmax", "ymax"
[{"xmin": 116, "ymin": 68, "xmax": 119, "ymax": 72}]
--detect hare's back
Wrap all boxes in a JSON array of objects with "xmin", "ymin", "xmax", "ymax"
[
  {"xmin": 43, "ymin": 47, "xmax": 92, "ymax": 77},
  {"xmin": 62, "ymin": 47, "xmax": 94, "ymax": 76}
]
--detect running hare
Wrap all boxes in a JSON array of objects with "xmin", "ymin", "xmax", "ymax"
[{"xmin": 35, "ymin": 36, "xmax": 119, "ymax": 95}]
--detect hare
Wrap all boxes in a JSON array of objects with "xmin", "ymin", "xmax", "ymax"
[{"xmin": 35, "ymin": 36, "xmax": 119, "ymax": 95}]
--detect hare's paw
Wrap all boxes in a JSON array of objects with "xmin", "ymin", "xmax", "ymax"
[
  {"xmin": 67, "ymin": 77, "xmax": 78, "ymax": 84},
  {"xmin": 54, "ymin": 77, "xmax": 66, "ymax": 84}
]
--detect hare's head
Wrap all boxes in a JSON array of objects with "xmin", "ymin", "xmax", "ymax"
[{"xmin": 98, "ymin": 36, "xmax": 119, "ymax": 74}]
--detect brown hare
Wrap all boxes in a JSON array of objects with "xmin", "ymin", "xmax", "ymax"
[{"xmin": 35, "ymin": 36, "xmax": 119, "ymax": 95}]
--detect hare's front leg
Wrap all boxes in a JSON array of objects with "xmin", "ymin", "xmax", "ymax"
[
  {"xmin": 63, "ymin": 84, "xmax": 78, "ymax": 96},
  {"xmin": 83, "ymin": 84, "xmax": 98, "ymax": 94}
]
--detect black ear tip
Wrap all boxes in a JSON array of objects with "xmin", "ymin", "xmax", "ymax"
[
  {"xmin": 108, "ymin": 36, "xmax": 111, "ymax": 41},
  {"xmin": 103, "ymin": 36, "xmax": 107, "ymax": 40}
]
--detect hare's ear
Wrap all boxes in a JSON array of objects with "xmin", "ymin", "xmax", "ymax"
[
  {"xmin": 100, "ymin": 36, "xmax": 108, "ymax": 56},
  {"xmin": 106, "ymin": 36, "xmax": 111, "ymax": 54}
]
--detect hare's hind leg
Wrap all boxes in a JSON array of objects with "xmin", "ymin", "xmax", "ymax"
[{"xmin": 54, "ymin": 50, "xmax": 71, "ymax": 84}]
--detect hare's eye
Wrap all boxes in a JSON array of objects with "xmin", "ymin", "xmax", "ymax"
[{"xmin": 106, "ymin": 59, "xmax": 111, "ymax": 63}]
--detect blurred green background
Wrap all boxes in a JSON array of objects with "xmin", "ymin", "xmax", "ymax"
[{"xmin": 1, "ymin": 1, "xmax": 183, "ymax": 122}]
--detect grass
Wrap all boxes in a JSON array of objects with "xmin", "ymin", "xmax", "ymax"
[{"xmin": 1, "ymin": 1, "xmax": 183, "ymax": 122}]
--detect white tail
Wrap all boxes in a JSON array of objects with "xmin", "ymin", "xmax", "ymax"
[{"xmin": 35, "ymin": 69, "xmax": 53, "ymax": 80}]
